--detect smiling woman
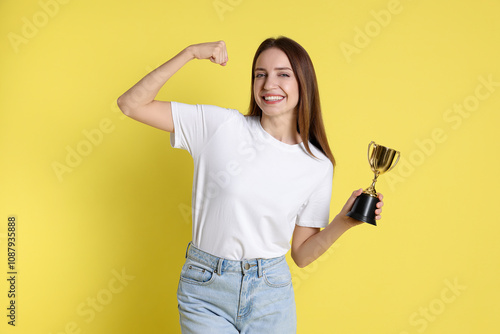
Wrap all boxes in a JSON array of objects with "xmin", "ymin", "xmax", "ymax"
[
  {"xmin": 248, "ymin": 37, "xmax": 333, "ymax": 161},
  {"xmin": 253, "ymin": 49, "xmax": 301, "ymax": 145},
  {"xmin": 116, "ymin": 36, "xmax": 384, "ymax": 333}
]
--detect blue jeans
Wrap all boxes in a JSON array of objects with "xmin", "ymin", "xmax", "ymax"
[{"xmin": 177, "ymin": 242, "xmax": 297, "ymax": 333}]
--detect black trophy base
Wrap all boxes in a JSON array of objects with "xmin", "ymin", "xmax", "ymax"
[{"xmin": 347, "ymin": 193, "xmax": 379, "ymax": 226}]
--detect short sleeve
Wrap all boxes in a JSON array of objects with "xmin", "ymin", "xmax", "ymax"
[
  {"xmin": 295, "ymin": 161, "xmax": 334, "ymax": 228},
  {"xmin": 169, "ymin": 102, "xmax": 239, "ymax": 158}
]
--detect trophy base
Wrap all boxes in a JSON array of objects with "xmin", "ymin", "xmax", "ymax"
[{"xmin": 347, "ymin": 193, "xmax": 379, "ymax": 226}]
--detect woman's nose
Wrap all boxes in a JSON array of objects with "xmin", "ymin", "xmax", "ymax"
[{"xmin": 263, "ymin": 76, "xmax": 278, "ymax": 90}]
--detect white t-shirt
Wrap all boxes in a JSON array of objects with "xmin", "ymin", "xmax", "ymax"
[{"xmin": 169, "ymin": 102, "xmax": 334, "ymax": 260}]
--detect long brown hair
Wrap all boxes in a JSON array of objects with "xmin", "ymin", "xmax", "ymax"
[{"xmin": 247, "ymin": 36, "xmax": 335, "ymax": 167}]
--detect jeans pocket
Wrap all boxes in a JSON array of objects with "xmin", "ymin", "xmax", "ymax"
[
  {"xmin": 263, "ymin": 260, "xmax": 292, "ymax": 288},
  {"xmin": 180, "ymin": 259, "xmax": 216, "ymax": 286}
]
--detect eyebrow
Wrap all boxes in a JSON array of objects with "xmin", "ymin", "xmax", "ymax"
[{"xmin": 254, "ymin": 67, "xmax": 293, "ymax": 72}]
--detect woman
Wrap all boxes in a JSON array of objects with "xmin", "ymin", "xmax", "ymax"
[{"xmin": 117, "ymin": 37, "xmax": 384, "ymax": 333}]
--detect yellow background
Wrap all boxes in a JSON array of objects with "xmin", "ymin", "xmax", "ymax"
[{"xmin": 1, "ymin": 0, "xmax": 499, "ymax": 333}]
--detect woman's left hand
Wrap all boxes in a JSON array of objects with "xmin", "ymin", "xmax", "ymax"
[
  {"xmin": 374, "ymin": 192, "xmax": 384, "ymax": 220},
  {"xmin": 337, "ymin": 189, "xmax": 384, "ymax": 228}
]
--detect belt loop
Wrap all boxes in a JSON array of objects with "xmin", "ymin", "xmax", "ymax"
[
  {"xmin": 257, "ymin": 259, "xmax": 263, "ymax": 278},
  {"xmin": 185, "ymin": 241, "xmax": 192, "ymax": 259},
  {"xmin": 215, "ymin": 258, "xmax": 223, "ymax": 276}
]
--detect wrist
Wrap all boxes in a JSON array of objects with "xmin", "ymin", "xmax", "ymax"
[
  {"xmin": 182, "ymin": 45, "xmax": 197, "ymax": 61},
  {"xmin": 333, "ymin": 214, "xmax": 357, "ymax": 231}
]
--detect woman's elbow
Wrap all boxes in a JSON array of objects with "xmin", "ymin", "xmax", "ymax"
[
  {"xmin": 291, "ymin": 251, "xmax": 310, "ymax": 268},
  {"xmin": 117, "ymin": 96, "xmax": 128, "ymax": 114},
  {"xmin": 117, "ymin": 96, "xmax": 134, "ymax": 116}
]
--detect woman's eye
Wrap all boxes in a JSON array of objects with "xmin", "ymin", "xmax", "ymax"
[{"xmin": 254, "ymin": 72, "xmax": 290, "ymax": 78}]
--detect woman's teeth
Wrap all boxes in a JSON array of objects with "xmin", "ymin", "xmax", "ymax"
[{"xmin": 264, "ymin": 96, "xmax": 284, "ymax": 101}]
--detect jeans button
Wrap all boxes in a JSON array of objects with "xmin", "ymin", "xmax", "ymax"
[{"xmin": 244, "ymin": 263, "xmax": 250, "ymax": 270}]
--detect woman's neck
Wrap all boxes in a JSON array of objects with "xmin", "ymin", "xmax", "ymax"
[{"xmin": 260, "ymin": 112, "xmax": 302, "ymax": 145}]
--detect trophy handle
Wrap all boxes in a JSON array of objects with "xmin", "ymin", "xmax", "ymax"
[
  {"xmin": 386, "ymin": 150, "xmax": 401, "ymax": 173},
  {"xmin": 367, "ymin": 141, "xmax": 376, "ymax": 171}
]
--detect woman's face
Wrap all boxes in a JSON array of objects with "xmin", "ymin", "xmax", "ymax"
[{"xmin": 253, "ymin": 47, "xmax": 299, "ymax": 118}]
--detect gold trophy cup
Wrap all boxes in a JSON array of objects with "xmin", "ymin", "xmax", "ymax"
[{"xmin": 347, "ymin": 141, "xmax": 400, "ymax": 226}]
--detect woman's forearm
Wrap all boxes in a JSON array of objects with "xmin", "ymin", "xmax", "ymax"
[
  {"xmin": 117, "ymin": 46, "xmax": 195, "ymax": 113},
  {"xmin": 292, "ymin": 189, "xmax": 381, "ymax": 267},
  {"xmin": 293, "ymin": 215, "xmax": 353, "ymax": 268}
]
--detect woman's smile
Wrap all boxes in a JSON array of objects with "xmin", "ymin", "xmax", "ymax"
[{"xmin": 262, "ymin": 94, "xmax": 285, "ymax": 104}]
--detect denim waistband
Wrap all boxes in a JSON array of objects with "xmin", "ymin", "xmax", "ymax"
[{"xmin": 184, "ymin": 242, "xmax": 286, "ymax": 277}]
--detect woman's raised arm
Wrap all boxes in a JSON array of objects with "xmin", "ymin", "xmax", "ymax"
[{"xmin": 117, "ymin": 41, "xmax": 228, "ymax": 132}]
